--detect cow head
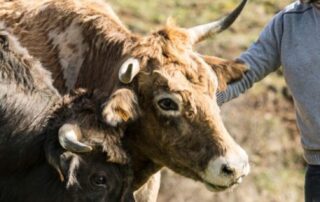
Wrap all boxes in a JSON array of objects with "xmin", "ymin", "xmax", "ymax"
[
  {"xmin": 102, "ymin": 0, "xmax": 249, "ymax": 191},
  {"xmin": 45, "ymin": 90, "xmax": 134, "ymax": 202},
  {"xmin": 55, "ymin": 151, "xmax": 134, "ymax": 202}
]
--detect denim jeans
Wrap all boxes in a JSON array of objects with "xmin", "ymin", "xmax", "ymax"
[{"xmin": 305, "ymin": 164, "xmax": 320, "ymax": 202}]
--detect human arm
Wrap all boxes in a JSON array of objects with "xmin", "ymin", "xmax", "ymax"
[{"xmin": 217, "ymin": 11, "xmax": 284, "ymax": 105}]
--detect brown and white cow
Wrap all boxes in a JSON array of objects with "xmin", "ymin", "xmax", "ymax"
[{"xmin": 0, "ymin": 0, "xmax": 249, "ymax": 195}]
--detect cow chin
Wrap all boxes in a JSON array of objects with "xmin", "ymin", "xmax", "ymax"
[{"xmin": 203, "ymin": 182, "xmax": 231, "ymax": 192}]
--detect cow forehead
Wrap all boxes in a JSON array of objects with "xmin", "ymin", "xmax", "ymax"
[
  {"xmin": 150, "ymin": 51, "xmax": 218, "ymax": 94},
  {"xmin": 151, "ymin": 66, "xmax": 217, "ymax": 99},
  {"xmin": 132, "ymin": 26, "xmax": 218, "ymax": 96}
]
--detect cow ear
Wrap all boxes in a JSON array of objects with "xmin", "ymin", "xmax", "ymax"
[
  {"xmin": 45, "ymin": 136, "xmax": 81, "ymax": 185},
  {"xmin": 59, "ymin": 152, "xmax": 81, "ymax": 188},
  {"xmin": 102, "ymin": 88, "xmax": 140, "ymax": 127},
  {"xmin": 202, "ymin": 55, "xmax": 248, "ymax": 91},
  {"xmin": 46, "ymin": 150, "xmax": 81, "ymax": 188}
]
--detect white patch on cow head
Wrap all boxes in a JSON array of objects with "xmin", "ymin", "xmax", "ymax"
[{"xmin": 48, "ymin": 20, "xmax": 89, "ymax": 91}]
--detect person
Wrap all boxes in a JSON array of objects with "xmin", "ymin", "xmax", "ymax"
[{"xmin": 216, "ymin": 0, "xmax": 320, "ymax": 201}]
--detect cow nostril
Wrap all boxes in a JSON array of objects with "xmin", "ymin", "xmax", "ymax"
[{"xmin": 221, "ymin": 164, "xmax": 235, "ymax": 176}]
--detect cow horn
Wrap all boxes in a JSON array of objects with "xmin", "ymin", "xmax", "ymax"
[
  {"xmin": 118, "ymin": 58, "xmax": 140, "ymax": 84},
  {"xmin": 58, "ymin": 124, "xmax": 92, "ymax": 153},
  {"xmin": 188, "ymin": 0, "xmax": 247, "ymax": 44}
]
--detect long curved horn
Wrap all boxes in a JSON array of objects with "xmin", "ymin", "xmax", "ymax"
[
  {"xmin": 58, "ymin": 124, "xmax": 92, "ymax": 153},
  {"xmin": 188, "ymin": 0, "xmax": 247, "ymax": 44},
  {"xmin": 119, "ymin": 58, "xmax": 140, "ymax": 84}
]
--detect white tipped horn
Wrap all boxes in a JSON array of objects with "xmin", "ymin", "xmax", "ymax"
[
  {"xmin": 188, "ymin": 0, "xmax": 247, "ymax": 44},
  {"xmin": 118, "ymin": 58, "xmax": 140, "ymax": 84},
  {"xmin": 58, "ymin": 124, "xmax": 92, "ymax": 153}
]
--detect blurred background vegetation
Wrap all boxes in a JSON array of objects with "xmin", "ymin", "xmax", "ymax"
[{"xmin": 108, "ymin": 0, "xmax": 302, "ymax": 201}]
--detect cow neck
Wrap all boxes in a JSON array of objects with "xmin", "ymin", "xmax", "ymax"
[{"xmin": 124, "ymin": 122, "xmax": 163, "ymax": 190}]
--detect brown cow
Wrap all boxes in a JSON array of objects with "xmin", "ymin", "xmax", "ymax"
[{"xmin": 0, "ymin": 0, "xmax": 249, "ymax": 196}]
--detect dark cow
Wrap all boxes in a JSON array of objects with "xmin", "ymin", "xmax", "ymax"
[
  {"xmin": 0, "ymin": 0, "xmax": 249, "ymax": 200},
  {"xmin": 0, "ymin": 32, "xmax": 134, "ymax": 202}
]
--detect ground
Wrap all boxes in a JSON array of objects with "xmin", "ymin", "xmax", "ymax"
[{"xmin": 107, "ymin": 0, "xmax": 303, "ymax": 201}]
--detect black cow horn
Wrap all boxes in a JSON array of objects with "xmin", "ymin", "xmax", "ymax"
[
  {"xmin": 187, "ymin": 0, "xmax": 247, "ymax": 44},
  {"xmin": 58, "ymin": 124, "xmax": 92, "ymax": 153}
]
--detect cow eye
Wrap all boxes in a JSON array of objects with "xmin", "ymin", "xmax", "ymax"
[
  {"xmin": 158, "ymin": 98, "xmax": 179, "ymax": 111},
  {"xmin": 91, "ymin": 174, "xmax": 107, "ymax": 187}
]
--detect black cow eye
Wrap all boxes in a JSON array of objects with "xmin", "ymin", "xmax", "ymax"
[
  {"xmin": 91, "ymin": 174, "xmax": 107, "ymax": 187},
  {"xmin": 158, "ymin": 98, "xmax": 179, "ymax": 111}
]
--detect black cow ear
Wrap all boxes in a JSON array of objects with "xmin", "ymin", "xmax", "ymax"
[
  {"xmin": 46, "ymin": 144, "xmax": 81, "ymax": 188},
  {"xmin": 59, "ymin": 152, "xmax": 81, "ymax": 189},
  {"xmin": 45, "ymin": 134, "xmax": 65, "ymax": 182},
  {"xmin": 0, "ymin": 34, "xmax": 9, "ymax": 50}
]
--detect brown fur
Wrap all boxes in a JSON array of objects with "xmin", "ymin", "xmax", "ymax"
[
  {"xmin": 202, "ymin": 55, "xmax": 247, "ymax": 90},
  {"xmin": 102, "ymin": 88, "xmax": 140, "ymax": 126},
  {"xmin": 0, "ymin": 0, "xmax": 248, "ymax": 190}
]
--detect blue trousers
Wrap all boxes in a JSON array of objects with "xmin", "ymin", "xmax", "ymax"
[{"xmin": 305, "ymin": 165, "xmax": 320, "ymax": 202}]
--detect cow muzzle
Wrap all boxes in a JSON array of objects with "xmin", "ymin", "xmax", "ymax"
[{"xmin": 199, "ymin": 144, "xmax": 250, "ymax": 192}]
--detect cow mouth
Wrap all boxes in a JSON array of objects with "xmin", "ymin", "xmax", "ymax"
[
  {"xmin": 171, "ymin": 165, "xmax": 234, "ymax": 192},
  {"xmin": 202, "ymin": 177, "xmax": 242, "ymax": 192},
  {"xmin": 203, "ymin": 181, "xmax": 230, "ymax": 192},
  {"xmin": 154, "ymin": 158, "xmax": 242, "ymax": 192},
  {"xmin": 181, "ymin": 167, "xmax": 234, "ymax": 192}
]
